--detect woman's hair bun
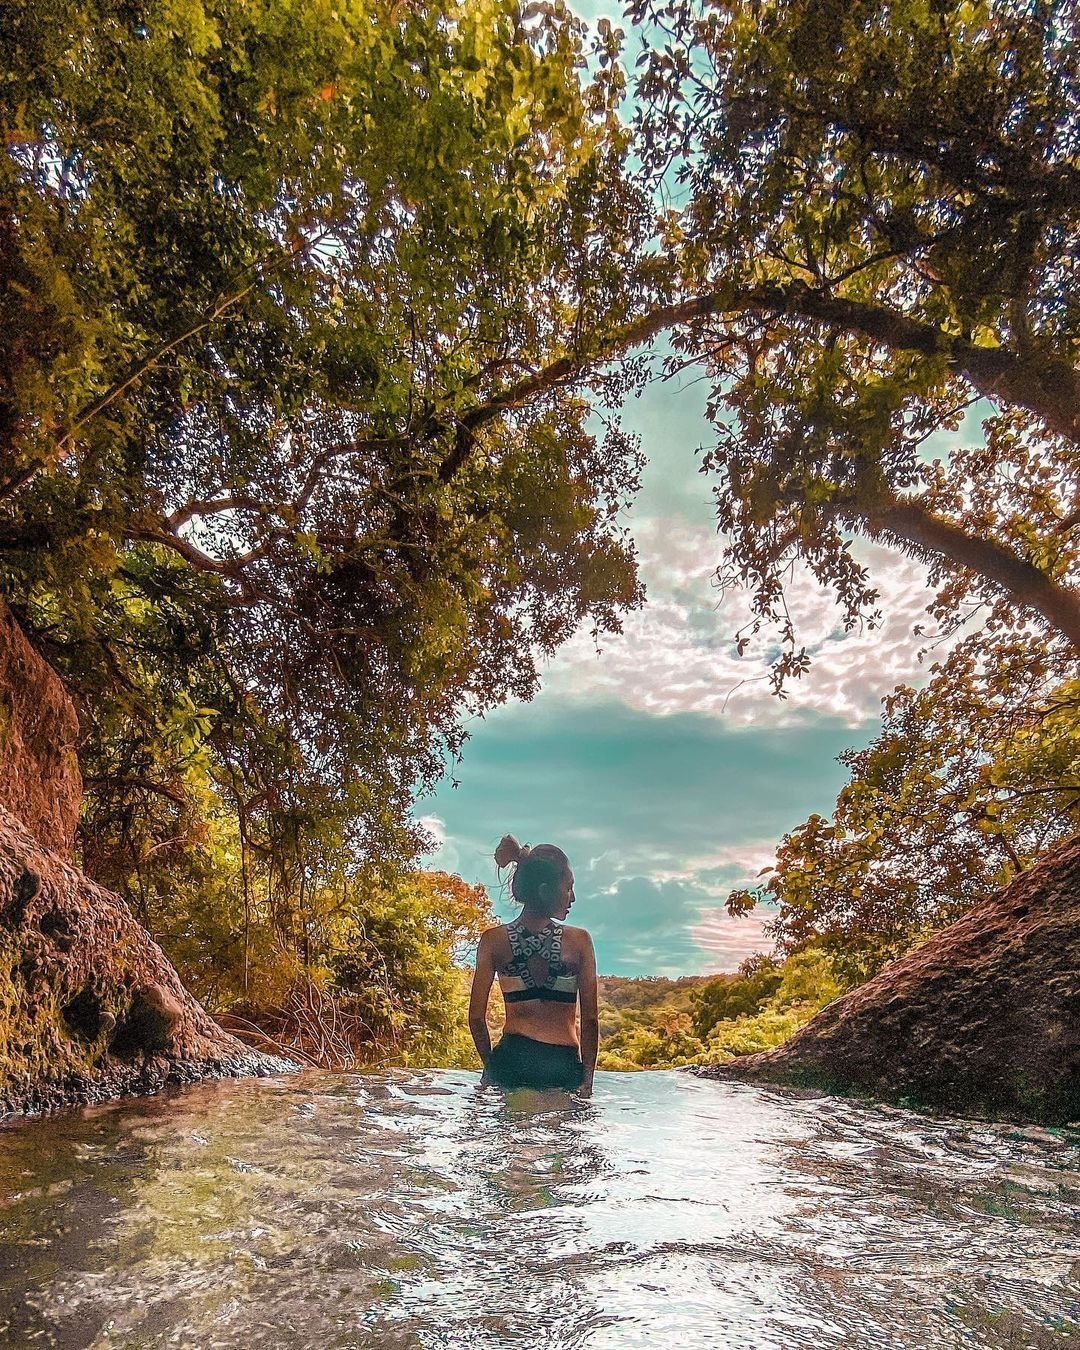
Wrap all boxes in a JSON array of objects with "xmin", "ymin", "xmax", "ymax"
[{"xmin": 494, "ymin": 833, "xmax": 528, "ymax": 868}]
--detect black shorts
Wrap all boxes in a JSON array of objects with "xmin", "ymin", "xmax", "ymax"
[{"xmin": 486, "ymin": 1033, "xmax": 584, "ymax": 1091}]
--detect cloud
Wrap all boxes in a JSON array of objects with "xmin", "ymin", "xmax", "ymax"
[
  {"xmin": 585, "ymin": 874, "xmax": 776, "ymax": 975},
  {"xmin": 416, "ymin": 812, "xmax": 446, "ymax": 846},
  {"xmin": 536, "ymin": 359, "xmax": 980, "ymax": 730},
  {"xmin": 415, "ymin": 814, "xmax": 459, "ymax": 873},
  {"xmin": 414, "ymin": 697, "xmax": 865, "ymax": 975},
  {"xmin": 411, "ymin": 363, "xmax": 988, "ymax": 975},
  {"xmin": 541, "ymin": 512, "xmax": 945, "ymax": 727},
  {"xmin": 689, "ymin": 908, "xmax": 777, "ymax": 968},
  {"xmin": 581, "ymin": 838, "xmax": 780, "ymax": 973}
]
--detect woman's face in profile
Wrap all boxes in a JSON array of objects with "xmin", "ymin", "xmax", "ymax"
[{"xmin": 553, "ymin": 868, "xmax": 576, "ymax": 921}]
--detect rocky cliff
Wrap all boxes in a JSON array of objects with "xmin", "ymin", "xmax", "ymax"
[
  {"xmin": 0, "ymin": 602, "xmax": 82, "ymax": 853},
  {"xmin": 694, "ymin": 839, "xmax": 1080, "ymax": 1124},
  {"xmin": 0, "ymin": 605, "xmax": 293, "ymax": 1116}
]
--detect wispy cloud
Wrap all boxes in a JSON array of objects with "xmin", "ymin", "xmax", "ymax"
[
  {"xmin": 690, "ymin": 909, "xmax": 777, "ymax": 967},
  {"xmin": 542, "ymin": 513, "xmax": 945, "ymax": 727}
]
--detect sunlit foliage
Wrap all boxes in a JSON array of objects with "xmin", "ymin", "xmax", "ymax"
[
  {"xmin": 732, "ymin": 635, "xmax": 1080, "ymax": 980},
  {"xmin": 0, "ymin": 0, "xmax": 661, "ymax": 1046},
  {"xmin": 1, "ymin": 0, "xmax": 649, "ymax": 900},
  {"xmin": 631, "ymin": 0, "xmax": 1080, "ymax": 681},
  {"xmin": 331, "ymin": 870, "xmax": 493, "ymax": 1063},
  {"xmin": 588, "ymin": 951, "xmax": 846, "ymax": 1070},
  {"xmin": 8, "ymin": 0, "xmax": 1080, "ymax": 1065}
]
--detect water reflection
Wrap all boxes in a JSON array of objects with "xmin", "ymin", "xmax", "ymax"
[{"xmin": 0, "ymin": 1070, "xmax": 1077, "ymax": 1348}]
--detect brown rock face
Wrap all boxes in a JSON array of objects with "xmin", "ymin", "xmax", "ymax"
[
  {"xmin": 0, "ymin": 599, "xmax": 294, "ymax": 1115},
  {"xmin": 0, "ymin": 804, "xmax": 294, "ymax": 1115},
  {"xmin": 693, "ymin": 839, "xmax": 1080, "ymax": 1123},
  {"xmin": 0, "ymin": 603, "xmax": 81, "ymax": 854}
]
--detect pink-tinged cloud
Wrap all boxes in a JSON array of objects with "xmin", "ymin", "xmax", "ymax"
[
  {"xmin": 689, "ymin": 907, "xmax": 776, "ymax": 972},
  {"xmin": 542, "ymin": 514, "xmax": 959, "ymax": 727}
]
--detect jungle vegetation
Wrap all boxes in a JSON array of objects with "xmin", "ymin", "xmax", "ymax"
[
  {"xmin": 3, "ymin": 0, "xmax": 1079, "ymax": 1067},
  {"xmin": 594, "ymin": 950, "xmax": 846, "ymax": 1071},
  {"xmin": 2, "ymin": 0, "xmax": 648, "ymax": 1062}
]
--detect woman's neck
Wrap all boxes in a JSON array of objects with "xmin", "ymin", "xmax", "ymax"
[{"xmin": 518, "ymin": 906, "xmax": 552, "ymax": 931}]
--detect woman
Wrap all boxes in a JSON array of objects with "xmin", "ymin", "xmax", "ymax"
[{"xmin": 468, "ymin": 834, "xmax": 598, "ymax": 1095}]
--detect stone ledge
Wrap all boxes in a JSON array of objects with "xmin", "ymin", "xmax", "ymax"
[
  {"xmin": 689, "ymin": 838, "xmax": 1080, "ymax": 1125},
  {"xmin": 0, "ymin": 804, "xmax": 298, "ymax": 1119}
]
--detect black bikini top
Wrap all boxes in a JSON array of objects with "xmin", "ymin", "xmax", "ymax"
[{"xmin": 499, "ymin": 917, "xmax": 579, "ymax": 1004}]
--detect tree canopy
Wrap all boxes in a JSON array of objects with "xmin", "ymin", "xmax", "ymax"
[
  {"xmin": 625, "ymin": 0, "xmax": 1080, "ymax": 682},
  {"xmin": 11, "ymin": 0, "xmax": 1080, "ymax": 848},
  {"xmin": 2, "ymin": 0, "xmax": 652, "ymax": 883},
  {"xmin": 728, "ymin": 633, "xmax": 1080, "ymax": 979},
  {"xmin": 616, "ymin": 0, "xmax": 1080, "ymax": 982},
  {"xmin": 6, "ymin": 0, "xmax": 1080, "ymax": 1056}
]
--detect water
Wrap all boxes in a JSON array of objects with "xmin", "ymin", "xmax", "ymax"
[{"xmin": 0, "ymin": 1070, "xmax": 1078, "ymax": 1349}]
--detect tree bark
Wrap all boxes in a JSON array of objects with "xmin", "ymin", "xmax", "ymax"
[{"xmin": 856, "ymin": 492, "xmax": 1080, "ymax": 652}]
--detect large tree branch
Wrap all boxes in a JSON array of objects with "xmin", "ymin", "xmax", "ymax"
[
  {"xmin": 166, "ymin": 495, "xmax": 270, "ymax": 530},
  {"xmin": 854, "ymin": 491, "xmax": 1080, "ymax": 652},
  {"xmin": 431, "ymin": 282, "xmax": 1080, "ymax": 485},
  {"xmin": 435, "ymin": 294, "xmax": 723, "ymax": 481},
  {"xmin": 8, "ymin": 253, "xmax": 1079, "ymax": 658},
  {"xmin": 768, "ymin": 282, "xmax": 1080, "ymax": 445},
  {"xmin": 124, "ymin": 512, "xmax": 427, "ymax": 607},
  {"xmin": 821, "ymin": 110, "xmax": 1080, "ymax": 210}
]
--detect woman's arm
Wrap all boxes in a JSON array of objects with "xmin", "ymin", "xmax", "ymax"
[
  {"xmin": 468, "ymin": 931, "xmax": 496, "ymax": 1071},
  {"xmin": 577, "ymin": 932, "xmax": 599, "ymax": 1096}
]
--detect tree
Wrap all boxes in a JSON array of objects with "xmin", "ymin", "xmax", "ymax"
[
  {"xmin": 730, "ymin": 633, "xmax": 1080, "ymax": 979},
  {"xmin": 330, "ymin": 869, "xmax": 493, "ymax": 1063},
  {"xmin": 16, "ymin": 0, "xmax": 1080, "ymax": 822},
  {"xmin": 10, "ymin": 0, "xmax": 1080, "ymax": 1034},
  {"xmin": 689, "ymin": 957, "xmax": 783, "ymax": 1039},
  {"xmin": 1, "ymin": 0, "xmax": 652, "ymax": 888},
  {"xmin": 289, "ymin": 0, "xmax": 1080, "ymax": 695},
  {"xmin": 692, "ymin": 948, "xmax": 844, "ymax": 1062},
  {"xmin": 621, "ymin": 0, "xmax": 1080, "ymax": 684}
]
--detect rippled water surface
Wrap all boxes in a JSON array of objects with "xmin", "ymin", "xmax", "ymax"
[{"xmin": 1, "ymin": 1070, "xmax": 1079, "ymax": 1348}]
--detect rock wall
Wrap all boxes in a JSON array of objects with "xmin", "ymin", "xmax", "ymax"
[
  {"xmin": 693, "ymin": 838, "xmax": 1080, "ymax": 1124},
  {"xmin": 0, "ymin": 804, "xmax": 294, "ymax": 1115},
  {"xmin": 0, "ymin": 601, "xmax": 294, "ymax": 1116},
  {"xmin": 0, "ymin": 604, "xmax": 81, "ymax": 854}
]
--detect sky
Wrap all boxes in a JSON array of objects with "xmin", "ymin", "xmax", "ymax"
[
  {"xmin": 411, "ymin": 3, "xmax": 981, "ymax": 977},
  {"xmin": 413, "ymin": 366, "xmax": 983, "ymax": 976}
]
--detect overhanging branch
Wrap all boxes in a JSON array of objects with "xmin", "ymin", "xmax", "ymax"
[
  {"xmin": 431, "ymin": 281, "xmax": 1080, "ymax": 485},
  {"xmin": 855, "ymin": 492, "xmax": 1080, "ymax": 653}
]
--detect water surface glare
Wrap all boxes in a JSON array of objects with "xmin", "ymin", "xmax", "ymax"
[{"xmin": 1, "ymin": 1070, "xmax": 1078, "ymax": 1348}]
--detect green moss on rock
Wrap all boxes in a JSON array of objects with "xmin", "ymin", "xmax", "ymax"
[{"xmin": 0, "ymin": 807, "xmax": 296, "ymax": 1116}]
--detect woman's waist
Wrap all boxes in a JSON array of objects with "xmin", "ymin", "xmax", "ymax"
[{"xmin": 501, "ymin": 1007, "xmax": 579, "ymax": 1047}]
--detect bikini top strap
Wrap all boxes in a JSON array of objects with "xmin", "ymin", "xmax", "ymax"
[
  {"xmin": 544, "ymin": 920, "xmax": 564, "ymax": 988},
  {"xmin": 504, "ymin": 918, "xmax": 537, "ymax": 988}
]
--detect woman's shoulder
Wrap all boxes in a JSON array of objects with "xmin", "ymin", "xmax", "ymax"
[{"xmin": 558, "ymin": 923, "xmax": 594, "ymax": 946}]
